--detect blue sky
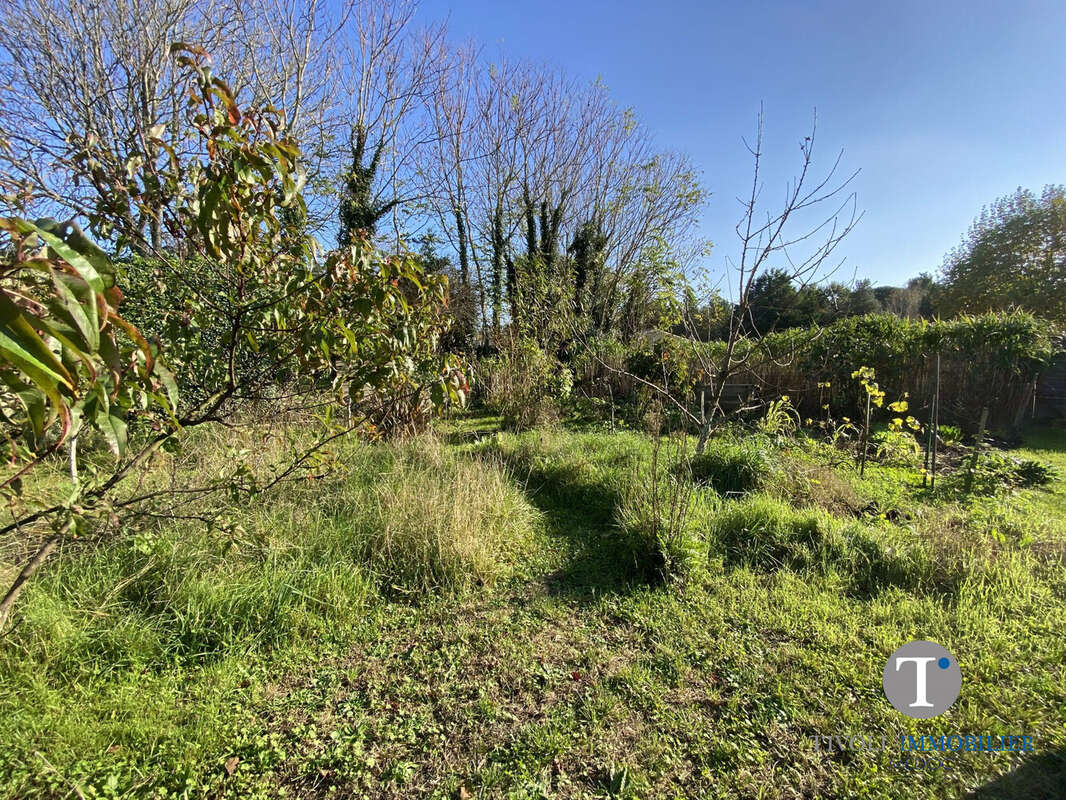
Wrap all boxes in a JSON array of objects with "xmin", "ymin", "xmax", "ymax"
[{"xmin": 416, "ymin": 0, "xmax": 1066, "ymax": 288}]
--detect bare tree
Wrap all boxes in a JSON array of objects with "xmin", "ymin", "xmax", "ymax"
[
  {"xmin": 685, "ymin": 110, "xmax": 860, "ymax": 451},
  {"xmin": 422, "ymin": 42, "xmax": 485, "ymax": 324},
  {"xmin": 0, "ymin": 0, "xmax": 354, "ymax": 246},
  {"xmin": 420, "ymin": 48, "xmax": 703, "ymax": 343},
  {"xmin": 331, "ymin": 0, "xmax": 451, "ymax": 246},
  {"xmin": 578, "ymin": 110, "xmax": 860, "ymax": 451}
]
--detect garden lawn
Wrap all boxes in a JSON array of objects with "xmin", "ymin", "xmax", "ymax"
[{"xmin": 0, "ymin": 417, "xmax": 1064, "ymax": 799}]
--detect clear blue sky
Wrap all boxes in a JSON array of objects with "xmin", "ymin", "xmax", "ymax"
[{"xmin": 417, "ymin": 0, "xmax": 1066, "ymax": 288}]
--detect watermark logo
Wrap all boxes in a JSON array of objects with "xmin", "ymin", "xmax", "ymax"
[{"xmin": 882, "ymin": 640, "xmax": 961, "ymax": 718}]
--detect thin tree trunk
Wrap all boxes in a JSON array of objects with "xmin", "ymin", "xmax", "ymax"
[
  {"xmin": 930, "ymin": 355, "xmax": 941, "ymax": 489},
  {"xmin": 69, "ymin": 435, "xmax": 78, "ymax": 486},
  {"xmin": 0, "ymin": 536, "xmax": 59, "ymax": 630},
  {"xmin": 697, "ymin": 315, "xmax": 744, "ymax": 455}
]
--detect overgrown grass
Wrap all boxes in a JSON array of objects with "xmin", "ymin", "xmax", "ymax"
[
  {"xmin": 328, "ymin": 436, "xmax": 538, "ymax": 592},
  {"xmin": 687, "ymin": 434, "xmax": 776, "ymax": 496},
  {"xmin": 1, "ymin": 416, "xmax": 1064, "ymax": 798}
]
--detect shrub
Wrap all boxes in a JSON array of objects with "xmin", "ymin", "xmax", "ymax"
[
  {"xmin": 480, "ymin": 337, "xmax": 569, "ymax": 430},
  {"xmin": 688, "ymin": 436, "xmax": 775, "ymax": 496},
  {"xmin": 594, "ymin": 311, "xmax": 1056, "ymax": 435},
  {"xmin": 942, "ymin": 451, "xmax": 1059, "ymax": 496},
  {"xmin": 615, "ymin": 436, "xmax": 705, "ymax": 580}
]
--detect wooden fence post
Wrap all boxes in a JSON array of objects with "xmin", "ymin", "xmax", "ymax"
[{"xmin": 963, "ymin": 406, "xmax": 990, "ymax": 496}]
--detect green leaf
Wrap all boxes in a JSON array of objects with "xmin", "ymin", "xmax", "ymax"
[
  {"xmin": 97, "ymin": 410, "xmax": 128, "ymax": 457},
  {"xmin": 0, "ymin": 372, "xmax": 50, "ymax": 440},
  {"xmin": 16, "ymin": 218, "xmax": 108, "ymax": 292},
  {"xmin": 40, "ymin": 272, "xmax": 100, "ymax": 353},
  {"xmin": 0, "ymin": 293, "xmax": 76, "ymax": 391}
]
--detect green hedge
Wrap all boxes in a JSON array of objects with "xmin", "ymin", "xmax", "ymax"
[{"xmin": 574, "ymin": 311, "xmax": 1059, "ymax": 434}]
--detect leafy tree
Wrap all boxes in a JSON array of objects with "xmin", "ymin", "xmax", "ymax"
[
  {"xmin": 938, "ymin": 185, "xmax": 1066, "ymax": 325},
  {"xmin": 415, "ymin": 235, "xmax": 478, "ymax": 354},
  {"xmin": 616, "ymin": 238, "xmax": 686, "ymax": 341},
  {"xmin": 873, "ymin": 275, "xmax": 934, "ymax": 319},
  {"xmin": 908, "ymin": 274, "xmax": 937, "ymax": 318},
  {"xmin": 569, "ymin": 220, "xmax": 607, "ymax": 323},
  {"xmin": 0, "ymin": 220, "xmax": 176, "ymax": 626},
  {"xmin": 745, "ymin": 268, "xmax": 823, "ymax": 332},
  {"xmin": 0, "ymin": 46, "xmax": 466, "ymax": 628},
  {"xmin": 842, "ymin": 279, "xmax": 880, "ymax": 318}
]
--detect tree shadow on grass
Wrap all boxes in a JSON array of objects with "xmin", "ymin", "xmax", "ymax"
[
  {"xmin": 509, "ymin": 460, "xmax": 655, "ymax": 601},
  {"xmin": 967, "ymin": 747, "xmax": 1066, "ymax": 799},
  {"xmin": 441, "ymin": 424, "xmax": 501, "ymax": 446}
]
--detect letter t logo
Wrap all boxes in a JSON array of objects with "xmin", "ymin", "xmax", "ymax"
[{"xmin": 895, "ymin": 656, "xmax": 936, "ymax": 707}]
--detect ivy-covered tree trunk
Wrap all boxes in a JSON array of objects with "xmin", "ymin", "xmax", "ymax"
[
  {"xmin": 338, "ymin": 124, "xmax": 399, "ymax": 244},
  {"xmin": 455, "ymin": 206, "xmax": 470, "ymax": 286},
  {"xmin": 491, "ymin": 204, "xmax": 505, "ymax": 333}
]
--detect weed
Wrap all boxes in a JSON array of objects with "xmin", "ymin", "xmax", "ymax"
[
  {"xmin": 940, "ymin": 450, "xmax": 1059, "ymax": 497},
  {"xmin": 688, "ymin": 435, "xmax": 775, "ymax": 497},
  {"xmin": 615, "ymin": 433, "xmax": 704, "ymax": 581}
]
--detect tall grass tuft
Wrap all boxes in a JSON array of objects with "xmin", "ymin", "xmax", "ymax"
[
  {"xmin": 616, "ymin": 433, "xmax": 706, "ymax": 580},
  {"xmin": 334, "ymin": 436, "xmax": 537, "ymax": 593},
  {"xmin": 704, "ymin": 494, "xmax": 933, "ymax": 595},
  {"xmin": 688, "ymin": 436, "xmax": 775, "ymax": 497}
]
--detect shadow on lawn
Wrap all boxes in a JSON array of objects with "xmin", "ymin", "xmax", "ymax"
[
  {"xmin": 441, "ymin": 425, "xmax": 500, "ymax": 447},
  {"xmin": 507, "ymin": 459, "xmax": 651, "ymax": 600},
  {"xmin": 967, "ymin": 747, "xmax": 1066, "ymax": 799}
]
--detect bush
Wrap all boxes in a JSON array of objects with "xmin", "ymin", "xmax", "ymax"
[
  {"xmin": 580, "ymin": 311, "xmax": 1056, "ymax": 434},
  {"xmin": 943, "ymin": 451, "xmax": 1059, "ymax": 496},
  {"xmin": 480, "ymin": 337, "xmax": 571, "ymax": 430},
  {"xmin": 615, "ymin": 437, "xmax": 706, "ymax": 580},
  {"xmin": 687, "ymin": 436, "xmax": 775, "ymax": 496}
]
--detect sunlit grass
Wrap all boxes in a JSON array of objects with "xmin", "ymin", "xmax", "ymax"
[{"xmin": 1, "ymin": 416, "xmax": 1063, "ymax": 798}]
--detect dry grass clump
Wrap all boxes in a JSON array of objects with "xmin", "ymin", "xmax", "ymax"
[
  {"xmin": 344, "ymin": 436, "xmax": 539, "ymax": 592},
  {"xmin": 776, "ymin": 458, "xmax": 867, "ymax": 518}
]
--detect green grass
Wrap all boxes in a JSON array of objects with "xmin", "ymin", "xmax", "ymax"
[{"xmin": 1, "ymin": 415, "xmax": 1064, "ymax": 798}]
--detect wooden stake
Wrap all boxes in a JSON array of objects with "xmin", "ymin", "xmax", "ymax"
[
  {"xmin": 964, "ymin": 406, "xmax": 990, "ymax": 496},
  {"xmin": 930, "ymin": 354, "xmax": 940, "ymax": 490},
  {"xmin": 860, "ymin": 392, "xmax": 871, "ymax": 477}
]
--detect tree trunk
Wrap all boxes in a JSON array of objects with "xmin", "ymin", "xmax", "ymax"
[{"xmin": 0, "ymin": 536, "xmax": 59, "ymax": 630}]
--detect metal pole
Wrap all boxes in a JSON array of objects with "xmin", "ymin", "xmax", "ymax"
[{"xmin": 930, "ymin": 353, "xmax": 940, "ymax": 490}]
